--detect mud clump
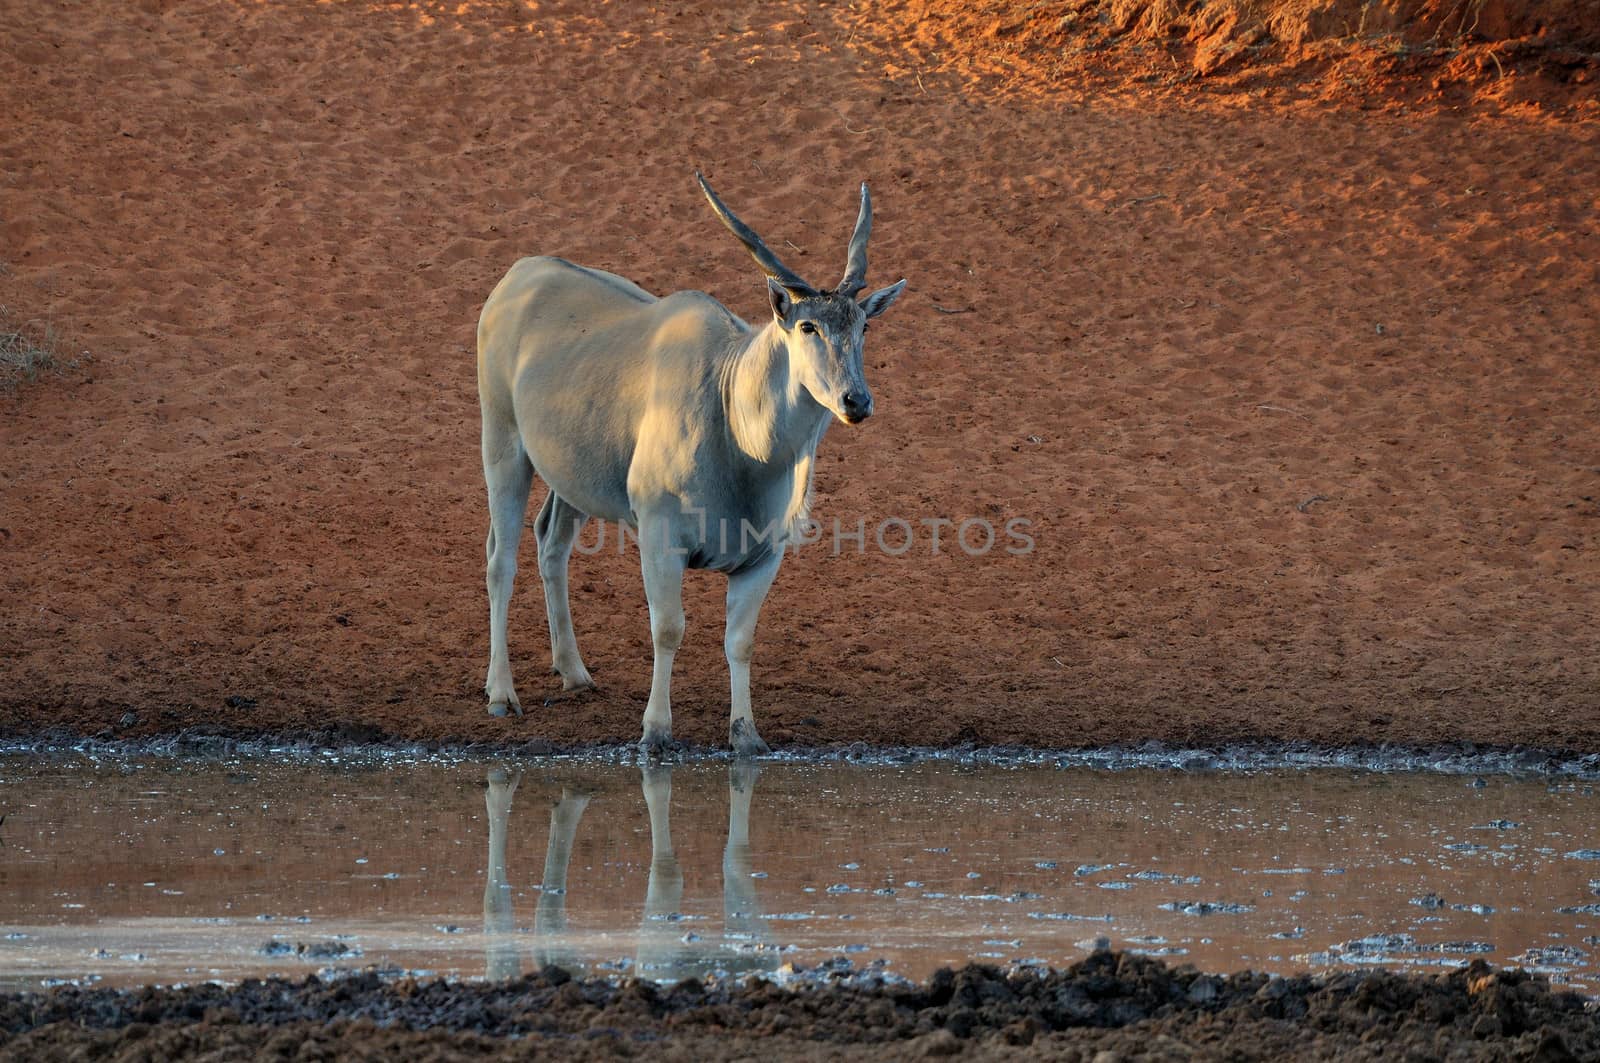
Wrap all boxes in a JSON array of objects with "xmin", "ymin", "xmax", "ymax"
[
  {"xmin": 255, "ymin": 938, "xmax": 363, "ymax": 960},
  {"xmin": 2, "ymin": 952, "xmax": 1595, "ymax": 1060}
]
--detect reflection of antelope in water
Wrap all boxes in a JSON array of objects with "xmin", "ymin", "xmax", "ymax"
[{"xmin": 481, "ymin": 763, "xmax": 775, "ymax": 980}]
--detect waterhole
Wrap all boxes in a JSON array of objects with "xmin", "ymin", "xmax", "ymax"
[{"xmin": 1, "ymin": 753, "xmax": 1596, "ymax": 993}]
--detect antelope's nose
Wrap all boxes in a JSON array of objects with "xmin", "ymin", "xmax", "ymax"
[{"xmin": 842, "ymin": 390, "xmax": 873, "ymax": 423}]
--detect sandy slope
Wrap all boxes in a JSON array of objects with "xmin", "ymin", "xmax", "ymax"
[{"xmin": 1, "ymin": 0, "xmax": 1597, "ymax": 751}]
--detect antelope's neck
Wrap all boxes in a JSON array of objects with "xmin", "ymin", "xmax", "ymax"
[
  {"xmin": 723, "ymin": 323, "xmax": 828, "ymax": 467},
  {"xmin": 723, "ymin": 324, "xmax": 830, "ymax": 539}
]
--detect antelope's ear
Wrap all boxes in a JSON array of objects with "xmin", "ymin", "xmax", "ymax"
[
  {"xmin": 860, "ymin": 279, "xmax": 907, "ymax": 319},
  {"xmin": 768, "ymin": 277, "xmax": 797, "ymax": 324}
]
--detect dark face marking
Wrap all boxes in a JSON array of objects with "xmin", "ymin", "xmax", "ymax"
[{"xmin": 790, "ymin": 292, "xmax": 864, "ymax": 335}]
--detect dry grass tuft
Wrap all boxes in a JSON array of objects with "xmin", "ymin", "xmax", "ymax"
[{"xmin": 0, "ymin": 304, "xmax": 77, "ymax": 392}]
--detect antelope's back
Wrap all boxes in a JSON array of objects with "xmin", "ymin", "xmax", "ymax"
[{"xmin": 475, "ymin": 256, "xmax": 744, "ymax": 524}]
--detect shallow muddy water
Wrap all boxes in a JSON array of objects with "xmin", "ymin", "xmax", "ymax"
[{"xmin": 1, "ymin": 753, "xmax": 1597, "ymax": 993}]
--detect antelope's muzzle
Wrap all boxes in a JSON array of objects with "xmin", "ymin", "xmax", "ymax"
[{"xmin": 841, "ymin": 390, "xmax": 874, "ymax": 424}]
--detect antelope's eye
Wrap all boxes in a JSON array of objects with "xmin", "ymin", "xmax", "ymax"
[{"xmin": 798, "ymin": 321, "xmax": 817, "ymax": 334}]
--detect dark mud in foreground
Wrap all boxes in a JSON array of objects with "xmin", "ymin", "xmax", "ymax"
[{"xmin": 4, "ymin": 953, "xmax": 1597, "ymax": 1062}]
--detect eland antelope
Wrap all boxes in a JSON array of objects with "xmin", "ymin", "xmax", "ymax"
[{"xmin": 477, "ymin": 174, "xmax": 906, "ymax": 754}]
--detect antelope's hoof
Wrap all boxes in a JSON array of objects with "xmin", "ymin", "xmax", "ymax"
[
  {"xmin": 730, "ymin": 719, "xmax": 771, "ymax": 758},
  {"xmin": 543, "ymin": 684, "xmax": 598, "ymax": 707},
  {"xmin": 638, "ymin": 729, "xmax": 682, "ymax": 759},
  {"xmin": 488, "ymin": 700, "xmax": 523, "ymax": 719}
]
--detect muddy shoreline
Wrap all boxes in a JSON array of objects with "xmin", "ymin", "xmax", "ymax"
[
  {"xmin": 6, "ymin": 733, "xmax": 1600, "ymax": 781},
  {"xmin": 4, "ymin": 953, "xmax": 1596, "ymax": 1062}
]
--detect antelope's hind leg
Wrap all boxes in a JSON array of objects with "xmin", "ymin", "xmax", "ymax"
[
  {"xmin": 533, "ymin": 492, "xmax": 596, "ymax": 694},
  {"xmin": 483, "ymin": 426, "xmax": 534, "ymax": 718}
]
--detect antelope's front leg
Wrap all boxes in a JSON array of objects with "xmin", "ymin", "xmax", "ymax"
[
  {"xmin": 638, "ymin": 523, "xmax": 687, "ymax": 754},
  {"xmin": 724, "ymin": 553, "xmax": 781, "ymax": 756}
]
